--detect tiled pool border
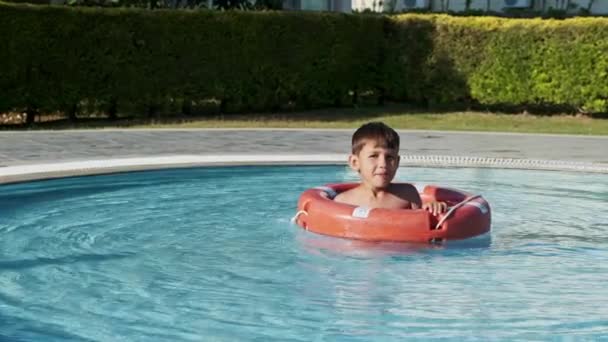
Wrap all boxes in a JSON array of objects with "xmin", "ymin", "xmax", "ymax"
[{"xmin": 1, "ymin": 154, "xmax": 607, "ymax": 185}]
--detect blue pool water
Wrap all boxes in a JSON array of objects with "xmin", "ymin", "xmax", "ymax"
[{"xmin": 0, "ymin": 165, "xmax": 607, "ymax": 341}]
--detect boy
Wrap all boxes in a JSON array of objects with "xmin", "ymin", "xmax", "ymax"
[{"xmin": 334, "ymin": 122, "xmax": 447, "ymax": 215}]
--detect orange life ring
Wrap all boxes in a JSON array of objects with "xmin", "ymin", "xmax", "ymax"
[{"xmin": 294, "ymin": 183, "xmax": 491, "ymax": 244}]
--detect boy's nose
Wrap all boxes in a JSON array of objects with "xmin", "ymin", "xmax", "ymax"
[{"xmin": 378, "ymin": 155, "xmax": 387, "ymax": 167}]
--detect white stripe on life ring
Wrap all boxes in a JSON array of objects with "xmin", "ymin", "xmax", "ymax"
[
  {"xmin": 464, "ymin": 201, "xmax": 488, "ymax": 214},
  {"xmin": 314, "ymin": 186, "xmax": 338, "ymax": 199},
  {"xmin": 352, "ymin": 206, "xmax": 372, "ymax": 218}
]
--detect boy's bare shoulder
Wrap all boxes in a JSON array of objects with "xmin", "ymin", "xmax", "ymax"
[
  {"xmin": 389, "ymin": 183, "xmax": 421, "ymax": 203},
  {"xmin": 389, "ymin": 183, "xmax": 417, "ymax": 193},
  {"xmin": 334, "ymin": 187, "xmax": 357, "ymax": 203}
]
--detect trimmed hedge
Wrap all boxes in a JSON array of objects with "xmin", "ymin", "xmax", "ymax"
[
  {"xmin": 1, "ymin": 4, "xmax": 607, "ymax": 120},
  {"xmin": 387, "ymin": 15, "xmax": 608, "ymax": 113},
  {"xmin": 0, "ymin": 3, "xmax": 385, "ymax": 117}
]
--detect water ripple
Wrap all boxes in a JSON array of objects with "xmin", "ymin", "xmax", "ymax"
[{"xmin": 0, "ymin": 166, "xmax": 606, "ymax": 340}]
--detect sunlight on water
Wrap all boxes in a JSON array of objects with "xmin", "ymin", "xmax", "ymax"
[{"xmin": 0, "ymin": 166, "xmax": 607, "ymax": 341}]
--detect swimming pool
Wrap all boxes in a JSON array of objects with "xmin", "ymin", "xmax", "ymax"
[{"xmin": 0, "ymin": 165, "xmax": 606, "ymax": 340}]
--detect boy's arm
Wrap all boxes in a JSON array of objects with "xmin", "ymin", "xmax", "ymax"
[{"xmin": 396, "ymin": 184, "xmax": 447, "ymax": 215}]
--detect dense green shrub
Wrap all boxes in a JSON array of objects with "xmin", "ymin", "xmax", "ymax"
[
  {"xmin": 0, "ymin": 3, "xmax": 385, "ymax": 119},
  {"xmin": 1, "ymin": 4, "xmax": 607, "ymax": 121},
  {"xmin": 386, "ymin": 15, "xmax": 608, "ymax": 112}
]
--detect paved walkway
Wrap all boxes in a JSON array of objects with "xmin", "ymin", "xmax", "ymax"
[{"xmin": 0, "ymin": 129, "xmax": 606, "ymax": 183}]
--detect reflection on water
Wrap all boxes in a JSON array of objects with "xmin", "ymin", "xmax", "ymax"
[
  {"xmin": 295, "ymin": 229, "xmax": 492, "ymax": 258},
  {"xmin": 0, "ymin": 165, "xmax": 606, "ymax": 340}
]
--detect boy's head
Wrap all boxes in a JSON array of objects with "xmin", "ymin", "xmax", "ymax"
[
  {"xmin": 351, "ymin": 122, "xmax": 400, "ymax": 155},
  {"xmin": 349, "ymin": 122, "xmax": 401, "ymax": 190}
]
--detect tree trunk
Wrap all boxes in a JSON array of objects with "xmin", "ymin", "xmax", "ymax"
[
  {"xmin": 68, "ymin": 104, "xmax": 77, "ymax": 122},
  {"xmin": 108, "ymin": 99, "xmax": 118, "ymax": 120},
  {"xmin": 487, "ymin": 0, "xmax": 490, "ymax": 11},
  {"xmin": 25, "ymin": 108, "xmax": 36, "ymax": 126},
  {"xmin": 587, "ymin": 0, "xmax": 595, "ymax": 11},
  {"xmin": 377, "ymin": 88, "xmax": 385, "ymax": 106},
  {"xmin": 181, "ymin": 99, "xmax": 192, "ymax": 116},
  {"xmin": 148, "ymin": 103, "xmax": 159, "ymax": 120}
]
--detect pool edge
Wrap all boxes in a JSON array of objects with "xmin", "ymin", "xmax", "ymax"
[{"xmin": 1, "ymin": 154, "xmax": 607, "ymax": 185}]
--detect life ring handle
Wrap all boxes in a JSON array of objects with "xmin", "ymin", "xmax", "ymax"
[
  {"xmin": 290, "ymin": 210, "xmax": 308, "ymax": 224},
  {"xmin": 291, "ymin": 198, "xmax": 313, "ymax": 224},
  {"xmin": 434, "ymin": 194, "xmax": 482, "ymax": 230}
]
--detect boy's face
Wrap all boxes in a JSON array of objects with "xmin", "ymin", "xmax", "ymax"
[{"xmin": 349, "ymin": 139, "xmax": 400, "ymax": 190}]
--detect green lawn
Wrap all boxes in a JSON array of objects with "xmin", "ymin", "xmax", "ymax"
[
  {"xmin": 4, "ymin": 106, "xmax": 608, "ymax": 135},
  {"xmin": 130, "ymin": 110, "xmax": 607, "ymax": 135}
]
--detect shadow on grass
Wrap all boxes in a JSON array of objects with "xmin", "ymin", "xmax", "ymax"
[
  {"xmin": 0, "ymin": 103, "xmax": 472, "ymax": 130},
  {"xmin": 1, "ymin": 103, "xmax": 605, "ymax": 131}
]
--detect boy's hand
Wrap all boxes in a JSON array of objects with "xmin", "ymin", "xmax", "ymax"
[{"xmin": 422, "ymin": 201, "xmax": 448, "ymax": 216}]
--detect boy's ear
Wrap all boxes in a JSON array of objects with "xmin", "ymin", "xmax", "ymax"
[{"xmin": 348, "ymin": 154, "xmax": 360, "ymax": 172}]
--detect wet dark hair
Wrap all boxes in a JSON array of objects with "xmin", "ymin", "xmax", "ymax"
[{"xmin": 351, "ymin": 122, "xmax": 400, "ymax": 155}]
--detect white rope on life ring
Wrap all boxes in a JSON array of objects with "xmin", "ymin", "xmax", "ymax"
[
  {"xmin": 290, "ymin": 210, "xmax": 308, "ymax": 224},
  {"xmin": 434, "ymin": 195, "xmax": 483, "ymax": 230}
]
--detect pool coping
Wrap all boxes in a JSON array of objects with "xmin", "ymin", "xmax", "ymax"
[
  {"xmin": 1, "ymin": 154, "xmax": 607, "ymax": 185},
  {"xmin": 1, "ymin": 129, "xmax": 607, "ymax": 184}
]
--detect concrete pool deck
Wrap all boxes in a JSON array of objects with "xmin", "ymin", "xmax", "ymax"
[{"xmin": 0, "ymin": 129, "xmax": 607, "ymax": 184}]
